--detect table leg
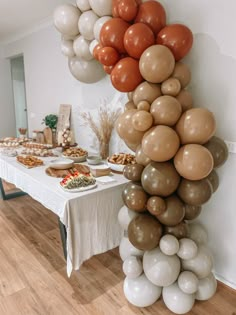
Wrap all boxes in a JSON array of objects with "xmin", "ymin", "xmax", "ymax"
[
  {"xmin": 58, "ymin": 218, "xmax": 67, "ymax": 259},
  {"xmin": 0, "ymin": 178, "xmax": 27, "ymax": 200}
]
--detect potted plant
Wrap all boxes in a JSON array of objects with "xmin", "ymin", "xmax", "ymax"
[{"xmin": 42, "ymin": 114, "xmax": 58, "ymax": 130}]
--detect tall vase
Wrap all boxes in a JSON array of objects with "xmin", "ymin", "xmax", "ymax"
[{"xmin": 99, "ymin": 141, "xmax": 109, "ymax": 159}]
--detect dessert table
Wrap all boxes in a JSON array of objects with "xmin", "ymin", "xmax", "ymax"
[{"xmin": 0, "ymin": 154, "xmax": 128, "ymax": 276}]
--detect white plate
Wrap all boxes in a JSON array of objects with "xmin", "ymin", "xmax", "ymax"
[
  {"xmin": 107, "ymin": 161, "xmax": 125, "ymax": 173},
  {"xmin": 49, "ymin": 158, "xmax": 74, "ymax": 169},
  {"xmin": 62, "ymin": 154, "xmax": 87, "ymax": 162},
  {"xmin": 96, "ymin": 176, "xmax": 116, "ymax": 184},
  {"xmin": 60, "ymin": 183, "xmax": 97, "ymax": 192}
]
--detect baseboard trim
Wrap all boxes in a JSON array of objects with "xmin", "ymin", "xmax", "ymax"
[{"xmin": 215, "ymin": 273, "xmax": 236, "ymax": 291}]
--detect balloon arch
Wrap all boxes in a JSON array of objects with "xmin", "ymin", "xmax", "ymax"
[{"xmin": 54, "ymin": 1, "xmax": 228, "ymax": 313}]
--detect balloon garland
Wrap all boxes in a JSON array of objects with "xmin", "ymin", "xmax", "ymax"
[{"xmin": 53, "ymin": 1, "xmax": 229, "ymax": 313}]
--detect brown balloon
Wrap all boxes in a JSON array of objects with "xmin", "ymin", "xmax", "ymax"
[
  {"xmin": 122, "ymin": 182, "xmax": 148, "ymax": 212},
  {"xmin": 142, "ymin": 125, "xmax": 180, "ymax": 162},
  {"xmin": 150, "ymin": 95, "xmax": 182, "ymax": 126},
  {"xmin": 174, "ymin": 144, "xmax": 214, "ymax": 180},
  {"xmin": 176, "ymin": 89, "xmax": 193, "ymax": 112},
  {"xmin": 157, "ymin": 195, "xmax": 185, "ymax": 226},
  {"xmin": 123, "ymin": 164, "xmax": 144, "ymax": 182},
  {"xmin": 128, "ymin": 214, "xmax": 163, "ymax": 251},
  {"xmin": 133, "ymin": 81, "xmax": 162, "ymax": 106},
  {"xmin": 172, "ymin": 62, "xmax": 191, "ymax": 88},
  {"xmin": 177, "ymin": 178, "xmax": 212, "ymax": 206},
  {"xmin": 147, "ymin": 196, "xmax": 166, "ymax": 216},
  {"xmin": 164, "ymin": 221, "xmax": 189, "ymax": 239},
  {"xmin": 137, "ymin": 100, "xmax": 151, "ymax": 112},
  {"xmin": 175, "ymin": 108, "xmax": 216, "ymax": 145},
  {"xmin": 135, "ymin": 144, "xmax": 151, "ymax": 166},
  {"xmin": 184, "ymin": 204, "xmax": 202, "ymax": 220},
  {"xmin": 132, "ymin": 110, "xmax": 153, "ymax": 132},
  {"xmin": 206, "ymin": 169, "xmax": 219, "ymax": 193},
  {"xmin": 141, "ymin": 161, "xmax": 180, "ymax": 197},
  {"xmin": 161, "ymin": 78, "xmax": 181, "ymax": 96},
  {"xmin": 204, "ymin": 136, "xmax": 229, "ymax": 168},
  {"xmin": 124, "ymin": 100, "xmax": 136, "ymax": 111}
]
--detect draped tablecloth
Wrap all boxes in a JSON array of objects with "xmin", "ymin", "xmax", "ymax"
[{"xmin": 0, "ymin": 155, "xmax": 128, "ymax": 276}]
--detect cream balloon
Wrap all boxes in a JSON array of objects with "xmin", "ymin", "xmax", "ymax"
[
  {"xmin": 159, "ymin": 234, "xmax": 179, "ymax": 256},
  {"xmin": 178, "ymin": 271, "xmax": 199, "ymax": 294},
  {"xmin": 76, "ymin": 0, "xmax": 91, "ymax": 11},
  {"xmin": 123, "ymin": 256, "xmax": 143, "ymax": 279},
  {"xmin": 177, "ymin": 238, "xmax": 198, "ymax": 260},
  {"xmin": 133, "ymin": 81, "xmax": 162, "ymax": 106},
  {"xmin": 176, "ymin": 89, "xmax": 193, "ymax": 112},
  {"xmin": 118, "ymin": 205, "xmax": 138, "ymax": 230},
  {"xmin": 73, "ymin": 35, "xmax": 93, "ymax": 60},
  {"xmin": 89, "ymin": 39, "xmax": 99, "ymax": 55},
  {"xmin": 89, "ymin": 0, "xmax": 112, "ymax": 16},
  {"xmin": 196, "ymin": 272, "xmax": 217, "ymax": 300},
  {"xmin": 61, "ymin": 38, "xmax": 75, "ymax": 57},
  {"xmin": 78, "ymin": 10, "xmax": 99, "ymax": 40},
  {"xmin": 161, "ymin": 78, "xmax": 181, "ymax": 96},
  {"xmin": 53, "ymin": 4, "xmax": 81, "ymax": 36},
  {"xmin": 188, "ymin": 223, "xmax": 208, "ymax": 245},
  {"xmin": 119, "ymin": 236, "xmax": 144, "ymax": 261},
  {"xmin": 93, "ymin": 16, "xmax": 112, "ymax": 41},
  {"xmin": 172, "ymin": 62, "xmax": 191, "ymax": 88}
]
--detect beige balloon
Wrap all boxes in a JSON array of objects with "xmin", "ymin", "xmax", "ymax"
[
  {"xmin": 161, "ymin": 78, "xmax": 181, "ymax": 96},
  {"xmin": 150, "ymin": 95, "xmax": 182, "ymax": 126},
  {"xmin": 177, "ymin": 238, "xmax": 198, "ymax": 260},
  {"xmin": 78, "ymin": 10, "xmax": 99, "ymax": 40},
  {"xmin": 124, "ymin": 101, "xmax": 136, "ymax": 111},
  {"xmin": 176, "ymin": 89, "xmax": 193, "ymax": 111},
  {"xmin": 133, "ymin": 81, "xmax": 162, "ymax": 106},
  {"xmin": 54, "ymin": 4, "xmax": 81, "ymax": 36},
  {"xmin": 137, "ymin": 101, "xmax": 151, "ymax": 112},
  {"xmin": 160, "ymin": 235, "xmax": 179, "ymax": 256},
  {"xmin": 172, "ymin": 62, "xmax": 191, "ymax": 88},
  {"xmin": 61, "ymin": 38, "xmax": 75, "ymax": 57},
  {"xmin": 132, "ymin": 111, "xmax": 153, "ymax": 131},
  {"xmin": 135, "ymin": 144, "xmax": 151, "ymax": 166},
  {"xmin": 196, "ymin": 272, "xmax": 217, "ymax": 301},
  {"xmin": 178, "ymin": 271, "xmax": 199, "ymax": 294},
  {"xmin": 127, "ymin": 91, "xmax": 134, "ymax": 101},
  {"xmin": 139, "ymin": 45, "xmax": 175, "ymax": 83},
  {"xmin": 73, "ymin": 35, "xmax": 93, "ymax": 60}
]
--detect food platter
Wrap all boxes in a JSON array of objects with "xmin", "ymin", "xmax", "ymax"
[{"xmin": 60, "ymin": 183, "xmax": 97, "ymax": 192}]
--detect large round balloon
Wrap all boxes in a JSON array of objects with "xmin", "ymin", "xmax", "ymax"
[
  {"xmin": 143, "ymin": 247, "xmax": 181, "ymax": 287},
  {"xmin": 124, "ymin": 23, "xmax": 155, "ymax": 59},
  {"xmin": 172, "ymin": 62, "xmax": 191, "ymax": 88},
  {"xmin": 123, "ymin": 256, "xmax": 143, "ymax": 279},
  {"xmin": 196, "ymin": 272, "xmax": 217, "ymax": 301},
  {"xmin": 98, "ymin": 46, "xmax": 120, "ymax": 66},
  {"xmin": 111, "ymin": 57, "xmax": 143, "ymax": 92},
  {"xmin": 157, "ymin": 195, "xmax": 185, "ymax": 226},
  {"xmin": 73, "ymin": 35, "xmax": 93, "ymax": 60},
  {"xmin": 174, "ymin": 144, "xmax": 214, "ymax": 180},
  {"xmin": 93, "ymin": 16, "xmax": 112, "ymax": 41},
  {"xmin": 118, "ymin": 0, "xmax": 138, "ymax": 21},
  {"xmin": 184, "ymin": 204, "xmax": 202, "ymax": 220},
  {"xmin": 78, "ymin": 10, "xmax": 99, "ymax": 40},
  {"xmin": 132, "ymin": 110, "xmax": 153, "ymax": 131},
  {"xmin": 76, "ymin": 0, "xmax": 90, "ymax": 11},
  {"xmin": 119, "ymin": 236, "xmax": 144, "ymax": 261},
  {"xmin": 142, "ymin": 126, "xmax": 180, "ymax": 162},
  {"xmin": 54, "ymin": 4, "xmax": 81, "ymax": 36},
  {"xmin": 118, "ymin": 205, "xmax": 138, "ymax": 230},
  {"xmin": 68, "ymin": 56, "xmax": 105, "ymax": 83},
  {"xmin": 123, "ymin": 164, "xmax": 144, "ymax": 182},
  {"xmin": 176, "ymin": 89, "xmax": 193, "ymax": 111},
  {"xmin": 164, "ymin": 222, "xmax": 189, "ymax": 239},
  {"xmin": 122, "ymin": 182, "xmax": 148, "ymax": 212},
  {"xmin": 178, "ymin": 271, "xmax": 199, "ymax": 294},
  {"xmin": 141, "ymin": 161, "xmax": 180, "ymax": 197},
  {"xmin": 89, "ymin": 0, "xmax": 112, "ymax": 16},
  {"xmin": 147, "ymin": 196, "xmax": 166, "ymax": 216},
  {"xmin": 176, "ymin": 108, "xmax": 216, "ymax": 144},
  {"xmin": 204, "ymin": 136, "xmax": 229, "ymax": 168},
  {"xmin": 177, "ymin": 238, "xmax": 198, "ymax": 260},
  {"xmin": 134, "ymin": 1, "xmax": 166, "ymax": 34},
  {"xmin": 177, "ymin": 178, "xmax": 212, "ymax": 206},
  {"xmin": 139, "ymin": 45, "xmax": 175, "ymax": 83},
  {"xmin": 133, "ymin": 81, "xmax": 162, "ymax": 106},
  {"xmin": 61, "ymin": 38, "xmax": 75, "ymax": 57},
  {"xmin": 135, "ymin": 145, "xmax": 151, "ymax": 166},
  {"xmin": 161, "ymin": 78, "xmax": 181, "ymax": 97},
  {"xmin": 150, "ymin": 95, "xmax": 182, "ymax": 126},
  {"xmin": 159, "ymin": 234, "xmax": 179, "ymax": 256},
  {"xmin": 128, "ymin": 214, "xmax": 163, "ymax": 251},
  {"xmin": 157, "ymin": 24, "xmax": 193, "ymax": 61}
]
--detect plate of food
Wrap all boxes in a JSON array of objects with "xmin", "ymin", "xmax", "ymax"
[
  {"xmin": 62, "ymin": 147, "xmax": 88, "ymax": 162},
  {"xmin": 16, "ymin": 155, "xmax": 44, "ymax": 168},
  {"xmin": 107, "ymin": 153, "xmax": 136, "ymax": 172},
  {"xmin": 60, "ymin": 170, "xmax": 97, "ymax": 192}
]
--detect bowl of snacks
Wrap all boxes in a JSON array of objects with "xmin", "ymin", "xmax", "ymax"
[
  {"xmin": 107, "ymin": 153, "xmax": 136, "ymax": 172},
  {"xmin": 62, "ymin": 147, "xmax": 88, "ymax": 162}
]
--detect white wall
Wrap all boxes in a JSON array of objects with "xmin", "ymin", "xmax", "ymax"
[{"xmin": 2, "ymin": 0, "xmax": 236, "ymax": 288}]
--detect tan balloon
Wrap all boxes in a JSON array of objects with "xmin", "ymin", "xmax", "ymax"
[
  {"xmin": 127, "ymin": 91, "xmax": 134, "ymax": 101},
  {"xmin": 132, "ymin": 111, "xmax": 153, "ymax": 132},
  {"xmin": 184, "ymin": 205, "xmax": 202, "ymax": 220},
  {"xmin": 176, "ymin": 89, "xmax": 193, "ymax": 112},
  {"xmin": 164, "ymin": 222, "xmax": 189, "ymax": 239},
  {"xmin": 135, "ymin": 145, "xmax": 151, "ymax": 166},
  {"xmin": 133, "ymin": 81, "xmax": 162, "ymax": 106},
  {"xmin": 206, "ymin": 169, "xmax": 219, "ymax": 193},
  {"xmin": 122, "ymin": 182, "xmax": 148, "ymax": 212},
  {"xmin": 123, "ymin": 164, "xmax": 144, "ymax": 182},
  {"xmin": 157, "ymin": 195, "xmax": 185, "ymax": 226},
  {"xmin": 124, "ymin": 101, "xmax": 136, "ymax": 111},
  {"xmin": 124, "ymin": 141, "xmax": 140, "ymax": 152},
  {"xmin": 147, "ymin": 196, "xmax": 166, "ymax": 216},
  {"xmin": 172, "ymin": 62, "xmax": 191, "ymax": 88},
  {"xmin": 142, "ymin": 126, "xmax": 180, "ymax": 162},
  {"xmin": 139, "ymin": 45, "xmax": 175, "ymax": 83},
  {"xmin": 150, "ymin": 96, "xmax": 182, "ymax": 126},
  {"xmin": 175, "ymin": 108, "xmax": 216, "ymax": 144},
  {"xmin": 137, "ymin": 101, "xmax": 151, "ymax": 112},
  {"xmin": 174, "ymin": 144, "xmax": 214, "ymax": 180},
  {"xmin": 161, "ymin": 78, "xmax": 181, "ymax": 96}
]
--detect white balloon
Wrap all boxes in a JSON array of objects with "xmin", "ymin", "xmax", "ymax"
[
  {"xmin": 61, "ymin": 39, "xmax": 75, "ymax": 57},
  {"xmin": 163, "ymin": 282, "xmax": 195, "ymax": 314},
  {"xmin": 54, "ymin": 4, "xmax": 81, "ymax": 36},
  {"xmin": 177, "ymin": 238, "xmax": 198, "ymax": 260},
  {"xmin": 123, "ymin": 256, "xmax": 143, "ymax": 279},
  {"xmin": 159, "ymin": 234, "xmax": 179, "ymax": 256},
  {"xmin": 73, "ymin": 35, "xmax": 93, "ymax": 61},
  {"xmin": 188, "ymin": 223, "xmax": 208, "ymax": 245},
  {"xmin": 76, "ymin": 0, "xmax": 91, "ymax": 12},
  {"xmin": 78, "ymin": 10, "xmax": 99, "ymax": 41},
  {"xmin": 178, "ymin": 271, "xmax": 199, "ymax": 294},
  {"xmin": 68, "ymin": 56, "xmax": 105, "ymax": 83},
  {"xmin": 196, "ymin": 272, "xmax": 217, "ymax": 300},
  {"xmin": 93, "ymin": 16, "xmax": 112, "ymax": 41},
  {"xmin": 143, "ymin": 247, "xmax": 181, "ymax": 287},
  {"xmin": 89, "ymin": 39, "xmax": 99, "ymax": 55},
  {"xmin": 119, "ymin": 236, "xmax": 144, "ymax": 261},
  {"xmin": 124, "ymin": 274, "xmax": 162, "ymax": 307},
  {"xmin": 118, "ymin": 205, "xmax": 139, "ymax": 230},
  {"xmin": 89, "ymin": 0, "xmax": 112, "ymax": 17}
]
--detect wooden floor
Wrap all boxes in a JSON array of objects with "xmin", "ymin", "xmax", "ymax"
[{"xmin": 0, "ymin": 185, "xmax": 235, "ymax": 315}]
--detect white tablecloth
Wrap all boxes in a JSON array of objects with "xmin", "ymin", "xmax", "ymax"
[{"xmin": 0, "ymin": 155, "xmax": 128, "ymax": 276}]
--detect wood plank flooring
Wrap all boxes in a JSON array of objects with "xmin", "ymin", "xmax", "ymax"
[{"xmin": 0, "ymin": 187, "xmax": 235, "ymax": 314}]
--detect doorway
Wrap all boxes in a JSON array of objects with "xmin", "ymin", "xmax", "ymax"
[{"xmin": 10, "ymin": 55, "xmax": 28, "ymax": 137}]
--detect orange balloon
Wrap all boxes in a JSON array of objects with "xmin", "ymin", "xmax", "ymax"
[
  {"xmin": 132, "ymin": 110, "xmax": 153, "ymax": 131},
  {"xmin": 103, "ymin": 64, "xmax": 114, "ymax": 74},
  {"xmin": 135, "ymin": 1, "xmax": 166, "ymax": 34},
  {"xmin": 157, "ymin": 24, "xmax": 193, "ymax": 61},
  {"xmin": 112, "ymin": 0, "xmax": 120, "ymax": 17},
  {"xmin": 98, "ymin": 46, "xmax": 120, "ymax": 66},
  {"xmin": 174, "ymin": 144, "xmax": 214, "ymax": 180},
  {"xmin": 118, "ymin": 0, "xmax": 138, "ymax": 21},
  {"xmin": 111, "ymin": 57, "xmax": 143, "ymax": 92},
  {"xmin": 124, "ymin": 23, "xmax": 155, "ymax": 59},
  {"xmin": 100, "ymin": 18, "xmax": 129, "ymax": 54},
  {"xmin": 93, "ymin": 44, "xmax": 103, "ymax": 60}
]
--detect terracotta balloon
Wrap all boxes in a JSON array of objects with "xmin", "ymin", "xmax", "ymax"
[
  {"xmin": 147, "ymin": 196, "xmax": 166, "ymax": 216},
  {"xmin": 112, "ymin": 0, "xmax": 120, "ymax": 17},
  {"xmin": 157, "ymin": 195, "xmax": 185, "ymax": 226},
  {"xmin": 93, "ymin": 43, "xmax": 103, "ymax": 60},
  {"xmin": 174, "ymin": 144, "xmax": 214, "ymax": 180},
  {"xmin": 177, "ymin": 178, "xmax": 212, "ymax": 206},
  {"xmin": 184, "ymin": 205, "xmax": 202, "ymax": 221},
  {"xmin": 172, "ymin": 62, "xmax": 191, "ymax": 88},
  {"xmin": 176, "ymin": 89, "xmax": 193, "ymax": 111},
  {"xmin": 100, "ymin": 18, "xmax": 130, "ymax": 53},
  {"xmin": 164, "ymin": 222, "xmax": 189, "ymax": 239},
  {"xmin": 118, "ymin": 0, "xmax": 138, "ymax": 21},
  {"xmin": 133, "ymin": 81, "xmax": 162, "ymax": 106},
  {"xmin": 124, "ymin": 100, "xmax": 136, "ymax": 111},
  {"xmin": 176, "ymin": 108, "xmax": 216, "ymax": 145},
  {"xmin": 204, "ymin": 136, "xmax": 229, "ymax": 168},
  {"xmin": 103, "ymin": 64, "xmax": 114, "ymax": 74},
  {"xmin": 123, "ymin": 164, "xmax": 144, "ymax": 182},
  {"xmin": 142, "ymin": 126, "xmax": 180, "ymax": 162},
  {"xmin": 98, "ymin": 46, "xmax": 120, "ymax": 66},
  {"xmin": 111, "ymin": 57, "xmax": 143, "ymax": 92},
  {"xmin": 206, "ymin": 169, "xmax": 219, "ymax": 193},
  {"xmin": 124, "ymin": 23, "xmax": 155, "ymax": 59},
  {"xmin": 150, "ymin": 95, "xmax": 182, "ymax": 126},
  {"xmin": 137, "ymin": 101, "xmax": 151, "ymax": 112},
  {"xmin": 135, "ymin": 144, "xmax": 151, "ymax": 166},
  {"xmin": 134, "ymin": 1, "xmax": 166, "ymax": 34},
  {"xmin": 141, "ymin": 161, "xmax": 180, "ymax": 197},
  {"xmin": 139, "ymin": 45, "xmax": 175, "ymax": 83},
  {"xmin": 128, "ymin": 214, "xmax": 163, "ymax": 250},
  {"xmin": 157, "ymin": 24, "xmax": 193, "ymax": 61},
  {"xmin": 122, "ymin": 182, "xmax": 148, "ymax": 212},
  {"xmin": 132, "ymin": 111, "xmax": 153, "ymax": 131},
  {"xmin": 161, "ymin": 78, "xmax": 181, "ymax": 97}
]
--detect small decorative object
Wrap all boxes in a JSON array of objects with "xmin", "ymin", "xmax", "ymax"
[
  {"xmin": 42, "ymin": 114, "xmax": 58, "ymax": 145},
  {"xmin": 18, "ymin": 127, "xmax": 27, "ymax": 138}
]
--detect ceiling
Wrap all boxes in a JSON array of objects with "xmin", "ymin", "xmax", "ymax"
[{"xmin": 0, "ymin": 0, "xmax": 73, "ymax": 43}]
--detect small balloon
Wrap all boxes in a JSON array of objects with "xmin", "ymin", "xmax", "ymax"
[
  {"xmin": 54, "ymin": 4, "xmax": 80, "ymax": 36},
  {"xmin": 176, "ymin": 89, "xmax": 193, "ymax": 111},
  {"xmin": 122, "ymin": 182, "xmax": 148, "ymax": 212},
  {"xmin": 135, "ymin": 144, "xmax": 151, "ymax": 167},
  {"xmin": 76, "ymin": 0, "xmax": 91, "ymax": 12},
  {"xmin": 147, "ymin": 196, "xmax": 166, "ymax": 216},
  {"xmin": 188, "ymin": 223, "xmax": 208, "ymax": 245},
  {"xmin": 89, "ymin": 0, "xmax": 112, "ymax": 16},
  {"xmin": 119, "ymin": 236, "xmax": 144, "ymax": 261},
  {"xmin": 157, "ymin": 195, "xmax": 185, "ymax": 226},
  {"xmin": 98, "ymin": 46, "xmax": 120, "ymax": 66},
  {"xmin": 204, "ymin": 136, "xmax": 229, "ymax": 168},
  {"xmin": 133, "ymin": 81, "xmax": 162, "ymax": 106},
  {"xmin": 123, "ymin": 256, "xmax": 143, "ymax": 279},
  {"xmin": 184, "ymin": 204, "xmax": 202, "ymax": 220},
  {"xmin": 73, "ymin": 35, "xmax": 93, "ymax": 60},
  {"xmin": 177, "ymin": 238, "xmax": 198, "ymax": 260},
  {"xmin": 161, "ymin": 78, "xmax": 181, "ymax": 96},
  {"xmin": 137, "ymin": 101, "xmax": 151, "ymax": 111},
  {"xmin": 178, "ymin": 271, "xmax": 199, "ymax": 294},
  {"xmin": 132, "ymin": 110, "xmax": 153, "ymax": 131},
  {"xmin": 61, "ymin": 38, "xmax": 75, "ymax": 57},
  {"xmin": 118, "ymin": 0, "xmax": 138, "ymax": 21},
  {"xmin": 196, "ymin": 272, "xmax": 217, "ymax": 301},
  {"xmin": 159, "ymin": 234, "xmax": 179, "ymax": 256},
  {"xmin": 172, "ymin": 62, "xmax": 191, "ymax": 88},
  {"xmin": 164, "ymin": 222, "xmax": 189, "ymax": 239},
  {"xmin": 123, "ymin": 164, "xmax": 144, "ymax": 182},
  {"xmin": 124, "ymin": 101, "xmax": 136, "ymax": 111},
  {"xmin": 78, "ymin": 10, "xmax": 99, "ymax": 40},
  {"xmin": 118, "ymin": 205, "xmax": 138, "ymax": 230},
  {"xmin": 206, "ymin": 169, "xmax": 219, "ymax": 193}
]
